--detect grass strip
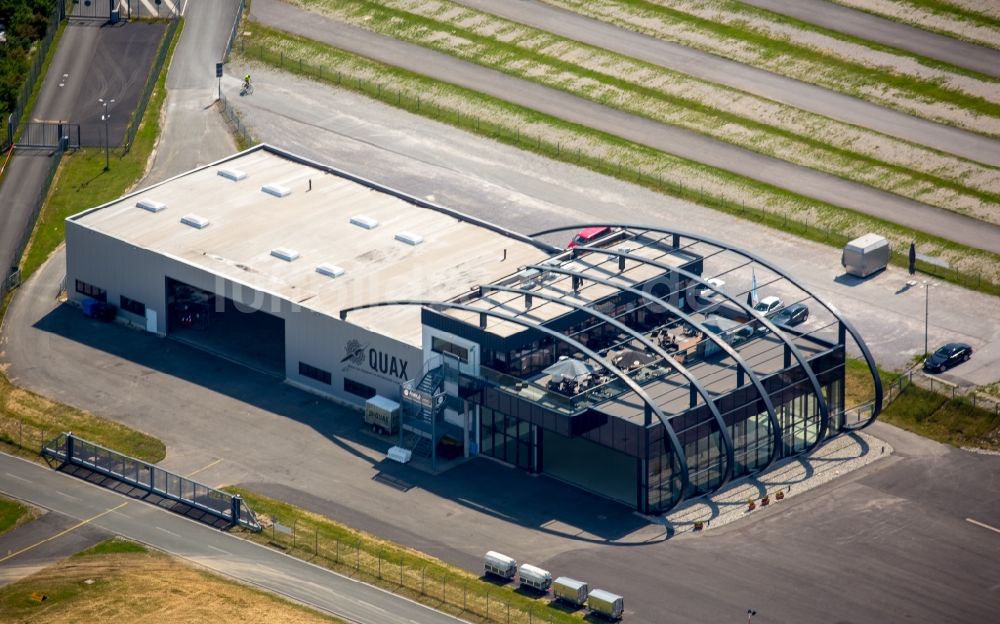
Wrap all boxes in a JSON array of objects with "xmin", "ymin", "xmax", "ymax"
[
  {"xmin": 228, "ymin": 487, "xmax": 583, "ymax": 624},
  {"xmin": 238, "ymin": 24, "xmax": 1000, "ymax": 294},
  {"xmin": 296, "ymin": 0, "xmax": 1000, "ymax": 219},
  {"xmin": 880, "ymin": 383, "xmax": 1000, "ymax": 450},
  {"xmin": 543, "ymin": 0, "xmax": 999, "ymax": 133},
  {"xmin": 0, "ymin": 495, "xmax": 33, "ymax": 537},
  {"xmin": 0, "ymin": 373, "xmax": 166, "ymax": 462},
  {"xmin": 827, "ymin": 0, "xmax": 1000, "ymax": 49},
  {"xmin": 73, "ymin": 538, "xmax": 148, "ymax": 557}
]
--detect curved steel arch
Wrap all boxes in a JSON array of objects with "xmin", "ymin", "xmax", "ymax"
[
  {"xmin": 568, "ymin": 244, "xmax": 832, "ymax": 453},
  {"xmin": 520, "ymin": 262, "xmax": 783, "ymax": 470},
  {"xmin": 534, "ymin": 223, "xmax": 883, "ymax": 430},
  {"xmin": 534, "ymin": 229, "xmax": 832, "ymax": 453},
  {"xmin": 478, "ymin": 282, "xmax": 736, "ymax": 487},
  {"xmin": 340, "ymin": 299, "xmax": 693, "ymax": 510}
]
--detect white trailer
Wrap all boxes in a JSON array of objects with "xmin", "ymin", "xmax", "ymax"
[
  {"xmin": 364, "ymin": 395, "xmax": 400, "ymax": 435},
  {"xmin": 842, "ymin": 234, "xmax": 890, "ymax": 278},
  {"xmin": 553, "ymin": 576, "xmax": 588, "ymax": 606},
  {"xmin": 484, "ymin": 551, "xmax": 517, "ymax": 580},
  {"xmin": 518, "ymin": 563, "xmax": 552, "ymax": 592},
  {"xmin": 587, "ymin": 589, "xmax": 624, "ymax": 620}
]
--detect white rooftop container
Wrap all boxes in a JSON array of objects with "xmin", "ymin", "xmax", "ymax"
[
  {"xmin": 350, "ymin": 215, "xmax": 379, "ymax": 230},
  {"xmin": 261, "ymin": 183, "xmax": 291, "ymax": 197},
  {"xmin": 217, "ymin": 167, "xmax": 247, "ymax": 181},
  {"xmin": 136, "ymin": 199, "xmax": 166, "ymax": 213},
  {"xmin": 180, "ymin": 214, "xmax": 210, "ymax": 229}
]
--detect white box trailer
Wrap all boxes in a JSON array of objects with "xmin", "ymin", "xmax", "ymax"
[
  {"xmin": 587, "ymin": 589, "xmax": 624, "ymax": 620},
  {"xmin": 484, "ymin": 551, "xmax": 517, "ymax": 580},
  {"xmin": 553, "ymin": 576, "xmax": 588, "ymax": 606},
  {"xmin": 364, "ymin": 395, "xmax": 400, "ymax": 435},
  {"xmin": 518, "ymin": 563, "xmax": 552, "ymax": 592},
  {"xmin": 842, "ymin": 234, "xmax": 890, "ymax": 278}
]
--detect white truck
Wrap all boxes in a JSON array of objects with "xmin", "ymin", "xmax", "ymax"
[
  {"xmin": 552, "ymin": 576, "xmax": 588, "ymax": 606},
  {"xmin": 484, "ymin": 551, "xmax": 517, "ymax": 580},
  {"xmin": 518, "ymin": 563, "xmax": 552, "ymax": 592},
  {"xmin": 842, "ymin": 233, "xmax": 890, "ymax": 278},
  {"xmin": 587, "ymin": 588, "xmax": 624, "ymax": 620}
]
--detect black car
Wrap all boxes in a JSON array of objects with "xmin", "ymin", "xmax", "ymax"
[
  {"xmin": 774, "ymin": 302, "xmax": 809, "ymax": 326},
  {"xmin": 923, "ymin": 342, "xmax": 973, "ymax": 373}
]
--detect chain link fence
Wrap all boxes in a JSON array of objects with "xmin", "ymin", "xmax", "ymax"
[
  {"xmin": 2, "ymin": 0, "xmax": 65, "ymax": 152},
  {"xmin": 219, "ymin": 91, "xmax": 254, "ymax": 145},
  {"xmin": 257, "ymin": 513, "xmax": 568, "ymax": 624}
]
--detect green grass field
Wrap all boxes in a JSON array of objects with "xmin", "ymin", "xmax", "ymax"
[{"xmin": 0, "ymin": 495, "xmax": 31, "ymax": 537}]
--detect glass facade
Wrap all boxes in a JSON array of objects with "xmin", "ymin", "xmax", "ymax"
[{"xmin": 479, "ymin": 407, "xmax": 535, "ymax": 471}]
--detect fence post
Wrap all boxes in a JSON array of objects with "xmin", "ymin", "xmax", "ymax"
[
  {"xmin": 292, "ymin": 519, "xmax": 297, "ymax": 549},
  {"xmin": 400, "ymin": 557, "xmax": 404, "ymax": 586},
  {"xmin": 356, "ymin": 542, "xmax": 360, "ymax": 570},
  {"xmin": 442, "ymin": 574, "xmax": 446, "ymax": 601},
  {"xmin": 378, "ymin": 550, "xmax": 382, "ymax": 578},
  {"xmin": 314, "ymin": 527, "xmax": 318, "ymax": 555},
  {"xmin": 66, "ymin": 432, "xmax": 75, "ymax": 462},
  {"xmin": 464, "ymin": 581, "xmax": 467, "ymax": 611},
  {"xmin": 231, "ymin": 494, "xmax": 242, "ymax": 526},
  {"xmin": 507, "ymin": 599, "xmax": 510, "ymax": 624},
  {"xmin": 421, "ymin": 566, "xmax": 426, "ymax": 594},
  {"xmin": 486, "ymin": 590, "xmax": 490, "ymax": 619},
  {"xmin": 335, "ymin": 539, "xmax": 339, "ymax": 563}
]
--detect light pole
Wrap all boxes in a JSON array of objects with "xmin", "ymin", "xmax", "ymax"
[
  {"xmin": 747, "ymin": 609, "xmax": 757, "ymax": 624},
  {"xmin": 98, "ymin": 97, "xmax": 115, "ymax": 170}
]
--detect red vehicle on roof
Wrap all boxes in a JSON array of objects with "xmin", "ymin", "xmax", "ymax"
[{"xmin": 567, "ymin": 226, "xmax": 612, "ymax": 248}]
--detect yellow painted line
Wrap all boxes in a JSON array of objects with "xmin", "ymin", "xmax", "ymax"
[
  {"xmin": 186, "ymin": 458, "xmax": 223, "ymax": 478},
  {"xmin": 0, "ymin": 502, "xmax": 128, "ymax": 564},
  {"xmin": 966, "ymin": 518, "xmax": 1000, "ymax": 535}
]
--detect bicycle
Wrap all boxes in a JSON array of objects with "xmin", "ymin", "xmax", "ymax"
[{"xmin": 241, "ymin": 80, "xmax": 254, "ymax": 96}]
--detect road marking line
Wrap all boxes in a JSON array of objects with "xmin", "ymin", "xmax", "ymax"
[
  {"xmin": 156, "ymin": 526, "xmax": 180, "ymax": 537},
  {"xmin": 966, "ymin": 518, "xmax": 1000, "ymax": 535},
  {"xmin": 4, "ymin": 472, "xmax": 30, "ymax": 482},
  {"xmin": 207, "ymin": 544, "xmax": 230, "ymax": 555},
  {"xmin": 186, "ymin": 458, "xmax": 223, "ymax": 478},
  {"xmin": 55, "ymin": 491, "xmax": 80, "ymax": 501},
  {"xmin": 0, "ymin": 502, "xmax": 128, "ymax": 564}
]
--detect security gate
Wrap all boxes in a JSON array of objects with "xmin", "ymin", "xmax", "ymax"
[
  {"xmin": 13, "ymin": 122, "xmax": 82, "ymax": 149},
  {"xmin": 69, "ymin": 0, "xmax": 115, "ymax": 20}
]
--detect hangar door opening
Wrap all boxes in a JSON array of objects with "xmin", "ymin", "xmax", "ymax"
[
  {"xmin": 542, "ymin": 430, "xmax": 637, "ymax": 507},
  {"xmin": 165, "ymin": 277, "xmax": 285, "ymax": 377}
]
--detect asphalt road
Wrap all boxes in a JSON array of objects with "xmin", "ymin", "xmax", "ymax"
[
  {"xmin": 0, "ymin": 453, "xmax": 469, "ymax": 624},
  {"xmin": 3, "ymin": 252, "xmax": 999, "ymax": 622},
  {"xmin": 742, "ymin": 0, "xmax": 1000, "ymax": 77},
  {"xmin": 0, "ymin": 151, "xmax": 53, "ymax": 282},
  {"xmin": 34, "ymin": 20, "xmax": 166, "ymax": 147},
  {"xmin": 249, "ymin": 0, "xmax": 1000, "ymax": 255},
  {"xmin": 144, "ymin": 0, "xmax": 239, "ymax": 184},
  {"xmin": 450, "ymin": 0, "xmax": 1000, "ymax": 166}
]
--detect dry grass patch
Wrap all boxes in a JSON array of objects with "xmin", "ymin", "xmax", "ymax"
[{"xmin": 0, "ymin": 543, "xmax": 344, "ymax": 623}]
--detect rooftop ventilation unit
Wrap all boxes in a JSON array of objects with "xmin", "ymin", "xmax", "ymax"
[
  {"xmin": 217, "ymin": 167, "xmax": 247, "ymax": 181},
  {"xmin": 180, "ymin": 214, "xmax": 210, "ymax": 229},
  {"xmin": 271, "ymin": 248, "xmax": 300, "ymax": 262},
  {"xmin": 261, "ymin": 183, "xmax": 291, "ymax": 198},
  {"xmin": 316, "ymin": 263, "xmax": 345, "ymax": 278},
  {"xmin": 350, "ymin": 215, "xmax": 379, "ymax": 230},
  {"xmin": 395, "ymin": 231, "xmax": 424, "ymax": 246},
  {"xmin": 136, "ymin": 199, "xmax": 166, "ymax": 213}
]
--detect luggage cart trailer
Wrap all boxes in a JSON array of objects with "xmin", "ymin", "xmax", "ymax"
[
  {"xmin": 588, "ymin": 588, "xmax": 624, "ymax": 620},
  {"xmin": 553, "ymin": 576, "xmax": 588, "ymax": 606}
]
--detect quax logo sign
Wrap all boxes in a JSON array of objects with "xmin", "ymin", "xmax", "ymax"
[{"xmin": 341, "ymin": 339, "xmax": 410, "ymax": 381}]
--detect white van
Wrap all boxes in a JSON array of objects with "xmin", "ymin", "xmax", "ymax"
[{"xmin": 484, "ymin": 551, "xmax": 517, "ymax": 580}]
